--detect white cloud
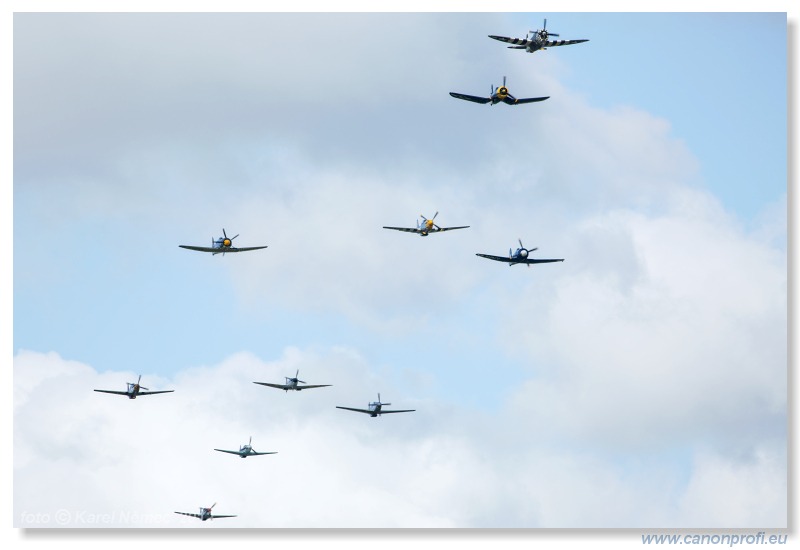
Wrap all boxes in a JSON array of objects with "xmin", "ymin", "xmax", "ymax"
[
  {"xmin": 13, "ymin": 12, "xmax": 787, "ymax": 531},
  {"xmin": 15, "ymin": 341, "xmax": 786, "ymax": 528}
]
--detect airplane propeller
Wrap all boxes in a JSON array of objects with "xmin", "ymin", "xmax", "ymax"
[
  {"xmin": 498, "ymin": 76, "xmax": 508, "ymax": 96},
  {"xmin": 221, "ymin": 228, "xmax": 239, "ymax": 248},
  {"xmin": 515, "ymin": 239, "xmax": 539, "ymax": 267},
  {"xmin": 421, "ymin": 212, "xmax": 440, "ymax": 230},
  {"xmin": 534, "ymin": 18, "xmax": 559, "ymax": 40},
  {"xmin": 287, "ymin": 369, "xmax": 307, "ymax": 384},
  {"xmin": 131, "ymin": 374, "xmax": 149, "ymax": 390}
]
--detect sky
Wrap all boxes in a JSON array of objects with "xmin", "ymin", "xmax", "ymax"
[{"xmin": 8, "ymin": 3, "xmax": 792, "ymax": 539}]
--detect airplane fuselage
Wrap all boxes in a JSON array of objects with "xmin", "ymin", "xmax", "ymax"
[
  {"xmin": 492, "ymin": 86, "xmax": 510, "ymax": 103},
  {"xmin": 510, "ymin": 247, "xmax": 529, "ymax": 262},
  {"xmin": 417, "ymin": 219, "xmax": 436, "ymax": 236}
]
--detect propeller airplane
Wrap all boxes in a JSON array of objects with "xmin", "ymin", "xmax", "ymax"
[
  {"xmin": 174, "ymin": 503, "xmax": 236, "ymax": 522},
  {"xmin": 336, "ymin": 393, "xmax": 415, "ymax": 418},
  {"xmin": 179, "ymin": 228, "xmax": 268, "ymax": 255},
  {"xmin": 253, "ymin": 369, "xmax": 332, "ymax": 392},
  {"xmin": 383, "ymin": 212, "xmax": 469, "ymax": 236},
  {"xmin": 477, "ymin": 239, "xmax": 564, "ymax": 267},
  {"xmin": 93, "ymin": 375, "xmax": 174, "ymax": 399},
  {"xmin": 450, "ymin": 76, "xmax": 549, "ymax": 106},
  {"xmin": 489, "ymin": 18, "xmax": 588, "ymax": 54},
  {"xmin": 214, "ymin": 436, "xmax": 277, "ymax": 458}
]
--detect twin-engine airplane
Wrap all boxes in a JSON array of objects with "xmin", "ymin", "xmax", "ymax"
[
  {"xmin": 450, "ymin": 76, "xmax": 549, "ymax": 106},
  {"xmin": 179, "ymin": 228, "xmax": 268, "ymax": 255},
  {"xmin": 383, "ymin": 212, "xmax": 469, "ymax": 236},
  {"xmin": 489, "ymin": 18, "xmax": 588, "ymax": 54},
  {"xmin": 477, "ymin": 239, "xmax": 564, "ymax": 267},
  {"xmin": 253, "ymin": 369, "xmax": 332, "ymax": 392},
  {"xmin": 94, "ymin": 375, "xmax": 174, "ymax": 399},
  {"xmin": 336, "ymin": 393, "xmax": 415, "ymax": 417},
  {"xmin": 214, "ymin": 436, "xmax": 277, "ymax": 458},
  {"xmin": 174, "ymin": 503, "xmax": 236, "ymax": 522}
]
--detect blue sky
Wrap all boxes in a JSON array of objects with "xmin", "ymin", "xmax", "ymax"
[{"xmin": 11, "ymin": 8, "xmax": 790, "ymax": 532}]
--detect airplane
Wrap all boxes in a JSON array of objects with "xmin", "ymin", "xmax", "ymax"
[
  {"xmin": 253, "ymin": 369, "xmax": 332, "ymax": 392},
  {"xmin": 489, "ymin": 18, "xmax": 589, "ymax": 54},
  {"xmin": 174, "ymin": 503, "xmax": 236, "ymax": 522},
  {"xmin": 179, "ymin": 228, "xmax": 268, "ymax": 255},
  {"xmin": 336, "ymin": 393, "xmax": 415, "ymax": 417},
  {"xmin": 476, "ymin": 238, "xmax": 564, "ymax": 267},
  {"xmin": 93, "ymin": 375, "xmax": 174, "ymax": 399},
  {"xmin": 383, "ymin": 212, "xmax": 469, "ymax": 236},
  {"xmin": 450, "ymin": 76, "xmax": 549, "ymax": 106},
  {"xmin": 214, "ymin": 436, "xmax": 277, "ymax": 458}
]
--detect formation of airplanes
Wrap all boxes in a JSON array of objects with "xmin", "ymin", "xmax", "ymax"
[
  {"xmin": 450, "ymin": 76, "xmax": 549, "ymax": 106},
  {"xmin": 87, "ymin": 17, "xmax": 582, "ymax": 524},
  {"xmin": 489, "ymin": 18, "xmax": 589, "ymax": 54},
  {"xmin": 215, "ymin": 436, "xmax": 277, "ymax": 458}
]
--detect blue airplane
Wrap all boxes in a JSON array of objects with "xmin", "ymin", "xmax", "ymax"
[
  {"xmin": 477, "ymin": 239, "xmax": 564, "ymax": 267},
  {"xmin": 179, "ymin": 228, "xmax": 267, "ymax": 255},
  {"xmin": 450, "ymin": 76, "xmax": 549, "ymax": 106}
]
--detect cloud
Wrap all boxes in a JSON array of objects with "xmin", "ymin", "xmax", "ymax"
[
  {"xmin": 13, "ymin": 12, "xmax": 787, "ymax": 530},
  {"xmin": 15, "ymin": 343, "xmax": 786, "ymax": 528}
]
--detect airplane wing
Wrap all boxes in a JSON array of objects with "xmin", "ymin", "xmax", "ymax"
[
  {"xmin": 179, "ymin": 245, "xmax": 267, "ymax": 253},
  {"xmin": 435, "ymin": 226, "xmax": 470, "ymax": 232},
  {"xmin": 93, "ymin": 389, "xmax": 130, "ymax": 396},
  {"xmin": 476, "ymin": 253, "xmax": 514, "ymax": 263},
  {"xmin": 519, "ymin": 258, "xmax": 564, "ymax": 264},
  {"xmin": 544, "ymin": 39, "xmax": 589, "ymax": 47},
  {"xmin": 250, "ymin": 451, "xmax": 278, "ymax": 456},
  {"xmin": 229, "ymin": 246, "xmax": 268, "ymax": 253},
  {"xmin": 178, "ymin": 245, "xmax": 219, "ymax": 253},
  {"xmin": 214, "ymin": 449, "xmax": 243, "ymax": 456},
  {"xmin": 253, "ymin": 382, "xmax": 289, "ymax": 390},
  {"xmin": 506, "ymin": 96, "xmax": 550, "ymax": 105},
  {"xmin": 380, "ymin": 409, "xmax": 415, "ymax": 414},
  {"xmin": 136, "ymin": 390, "xmax": 175, "ymax": 396},
  {"xmin": 476, "ymin": 253, "xmax": 564, "ymax": 265},
  {"xmin": 383, "ymin": 226, "xmax": 423, "ymax": 234},
  {"xmin": 335, "ymin": 406, "xmax": 374, "ymax": 414},
  {"xmin": 449, "ymin": 92, "xmax": 491, "ymax": 104},
  {"xmin": 210, "ymin": 515, "xmax": 237, "ymax": 519},
  {"xmin": 488, "ymin": 35, "xmax": 530, "ymax": 46},
  {"xmin": 174, "ymin": 511, "xmax": 202, "ymax": 519},
  {"xmin": 297, "ymin": 384, "xmax": 333, "ymax": 390}
]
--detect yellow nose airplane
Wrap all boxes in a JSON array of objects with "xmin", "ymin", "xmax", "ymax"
[
  {"xmin": 450, "ymin": 76, "xmax": 549, "ymax": 106},
  {"xmin": 383, "ymin": 211, "xmax": 469, "ymax": 236},
  {"xmin": 179, "ymin": 228, "xmax": 268, "ymax": 255}
]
